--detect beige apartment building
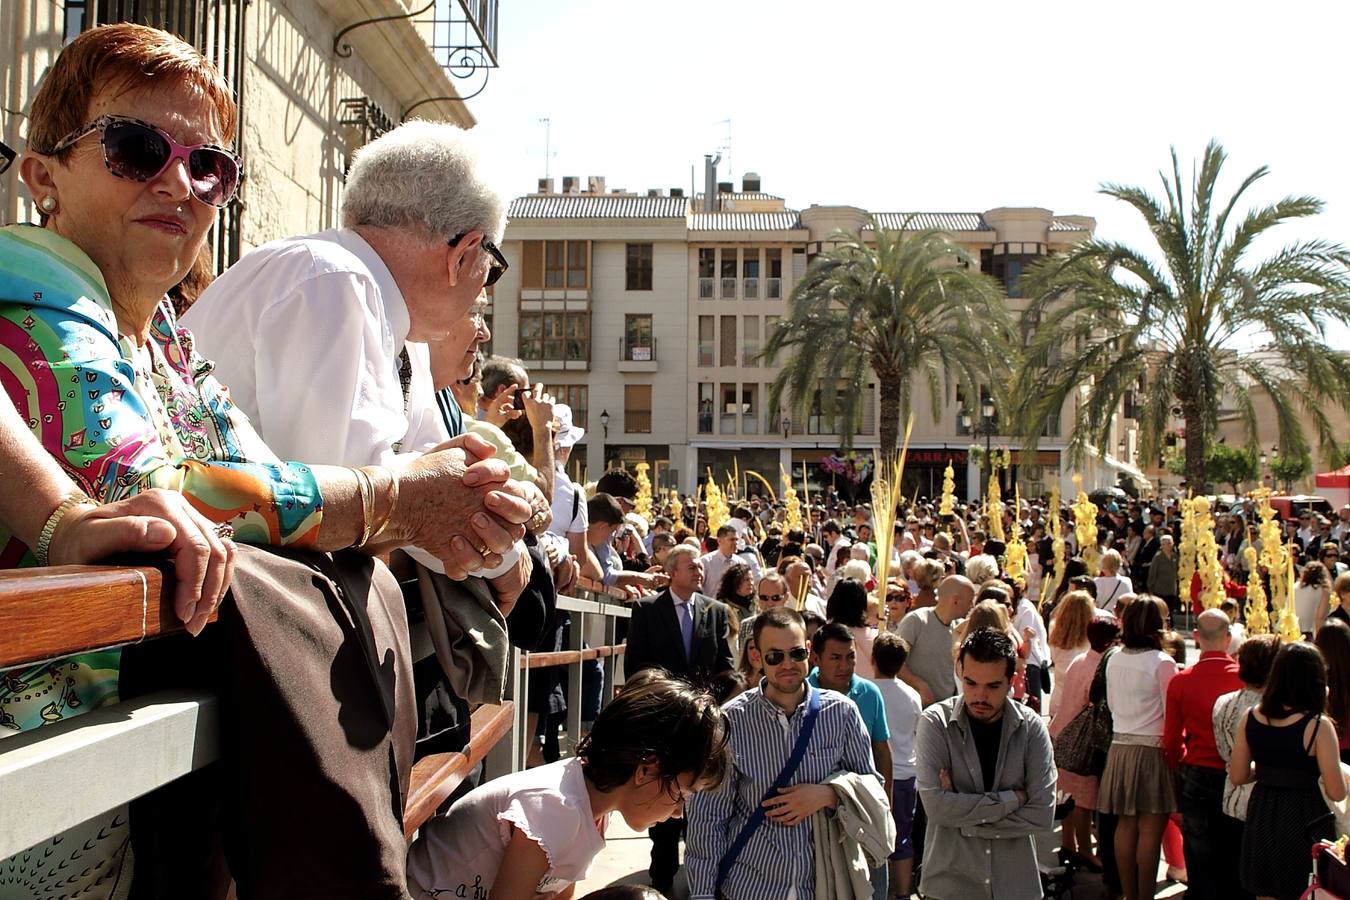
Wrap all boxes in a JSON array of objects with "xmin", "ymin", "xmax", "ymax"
[
  {"xmin": 2, "ymin": 0, "xmax": 492, "ymax": 265},
  {"xmin": 494, "ymin": 174, "xmax": 1148, "ymax": 500}
]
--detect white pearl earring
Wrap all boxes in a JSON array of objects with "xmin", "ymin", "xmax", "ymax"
[{"xmin": 40, "ymin": 197, "xmax": 57, "ymax": 213}]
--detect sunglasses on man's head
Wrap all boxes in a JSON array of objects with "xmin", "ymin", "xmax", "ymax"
[
  {"xmin": 761, "ymin": 646, "xmax": 809, "ymax": 666},
  {"xmin": 448, "ymin": 232, "xmax": 509, "ymax": 286},
  {"xmin": 43, "ymin": 115, "xmax": 240, "ymax": 208}
]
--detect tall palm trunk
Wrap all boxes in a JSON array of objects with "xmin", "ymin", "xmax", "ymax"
[
  {"xmin": 877, "ymin": 368, "xmax": 902, "ymax": 455},
  {"xmin": 1183, "ymin": 403, "xmax": 1206, "ymax": 493}
]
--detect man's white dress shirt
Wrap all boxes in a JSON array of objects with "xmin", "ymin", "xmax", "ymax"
[
  {"xmin": 185, "ymin": 229, "xmax": 447, "ymax": 466},
  {"xmin": 185, "ymin": 228, "xmax": 519, "ymax": 577}
]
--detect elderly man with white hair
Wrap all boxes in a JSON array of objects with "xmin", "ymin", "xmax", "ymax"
[
  {"xmin": 186, "ymin": 120, "xmax": 542, "ymax": 594},
  {"xmin": 185, "ymin": 123, "xmax": 554, "ymax": 841}
]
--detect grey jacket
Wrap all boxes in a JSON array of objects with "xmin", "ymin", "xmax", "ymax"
[
  {"xmin": 1147, "ymin": 549, "xmax": 1179, "ymax": 596},
  {"xmin": 417, "ymin": 565, "xmax": 509, "ymax": 704},
  {"xmin": 915, "ymin": 695, "xmax": 1056, "ymax": 900},
  {"xmin": 810, "ymin": 770, "xmax": 897, "ymax": 899}
]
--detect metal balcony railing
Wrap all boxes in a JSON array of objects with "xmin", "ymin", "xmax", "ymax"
[
  {"xmin": 621, "ymin": 337, "xmax": 656, "ymax": 362},
  {"xmin": 625, "ymin": 410, "xmax": 653, "ymax": 433}
]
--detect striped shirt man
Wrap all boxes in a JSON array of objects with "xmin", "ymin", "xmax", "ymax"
[{"xmin": 685, "ymin": 681, "xmax": 877, "ymax": 899}]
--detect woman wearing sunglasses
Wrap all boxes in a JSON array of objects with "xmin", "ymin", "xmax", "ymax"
[{"xmin": 2, "ymin": 23, "xmax": 533, "ymax": 898}]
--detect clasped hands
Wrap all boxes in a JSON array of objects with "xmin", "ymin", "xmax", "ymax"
[{"xmin": 394, "ymin": 433, "xmax": 548, "ymax": 608}]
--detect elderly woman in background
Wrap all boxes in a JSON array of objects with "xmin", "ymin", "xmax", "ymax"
[{"xmin": 4, "ymin": 23, "xmax": 533, "ymax": 898}]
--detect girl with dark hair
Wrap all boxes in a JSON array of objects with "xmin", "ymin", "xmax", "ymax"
[
  {"xmin": 715, "ymin": 562, "xmax": 756, "ymax": 618},
  {"xmin": 1315, "ymin": 619, "xmax": 1350, "ymax": 763},
  {"xmin": 714, "ymin": 561, "xmax": 755, "ymax": 651},
  {"xmin": 737, "ymin": 632, "xmax": 763, "ymax": 684},
  {"xmin": 1231, "ymin": 641, "xmax": 1346, "ymax": 899},
  {"xmin": 826, "ymin": 576, "xmax": 877, "ymax": 677},
  {"xmin": 407, "ymin": 670, "xmax": 731, "ymax": 899},
  {"xmin": 1096, "ymin": 597, "xmax": 1178, "ymax": 900}
]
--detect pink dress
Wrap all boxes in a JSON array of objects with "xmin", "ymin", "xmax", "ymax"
[
  {"xmin": 1049, "ymin": 648, "xmax": 1104, "ymax": 808},
  {"xmin": 851, "ymin": 625, "xmax": 877, "ymax": 679}
]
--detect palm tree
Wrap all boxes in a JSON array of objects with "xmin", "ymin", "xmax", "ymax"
[
  {"xmin": 1015, "ymin": 140, "xmax": 1350, "ymax": 491},
  {"xmin": 762, "ymin": 221, "xmax": 1011, "ymax": 456}
]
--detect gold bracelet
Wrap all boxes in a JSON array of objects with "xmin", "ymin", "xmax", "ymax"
[
  {"xmin": 366, "ymin": 466, "xmax": 400, "ymax": 544},
  {"xmin": 352, "ymin": 467, "xmax": 375, "ymax": 548},
  {"xmin": 35, "ymin": 491, "xmax": 97, "ymax": 566}
]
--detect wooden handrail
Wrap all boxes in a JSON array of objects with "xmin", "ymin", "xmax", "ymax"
[
  {"xmin": 572, "ymin": 575, "xmax": 631, "ymax": 601},
  {"xmin": 403, "ymin": 700, "xmax": 516, "ymax": 838},
  {"xmin": 520, "ymin": 644, "xmax": 626, "ymax": 669},
  {"xmin": 0, "ymin": 564, "xmax": 209, "ymax": 669},
  {"xmin": 2, "ymin": 563, "xmax": 635, "ymax": 854}
]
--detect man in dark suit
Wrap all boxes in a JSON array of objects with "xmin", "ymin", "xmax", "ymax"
[{"xmin": 623, "ymin": 543, "xmax": 734, "ymax": 892}]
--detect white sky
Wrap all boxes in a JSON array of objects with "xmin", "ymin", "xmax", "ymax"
[{"xmin": 471, "ymin": 0, "xmax": 1350, "ymax": 342}]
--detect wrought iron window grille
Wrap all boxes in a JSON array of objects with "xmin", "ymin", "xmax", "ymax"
[{"xmin": 333, "ymin": 0, "xmax": 499, "ymax": 114}]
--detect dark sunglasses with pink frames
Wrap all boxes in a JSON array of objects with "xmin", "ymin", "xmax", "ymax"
[{"xmin": 41, "ymin": 114, "xmax": 241, "ymax": 208}]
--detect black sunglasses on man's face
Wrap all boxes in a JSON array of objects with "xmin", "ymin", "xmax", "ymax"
[
  {"xmin": 0, "ymin": 141, "xmax": 16, "ymax": 176},
  {"xmin": 448, "ymin": 232, "xmax": 508, "ymax": 286}
]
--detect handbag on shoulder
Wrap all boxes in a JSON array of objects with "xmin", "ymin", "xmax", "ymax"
[{"xmin": 1053, "ymin": 648, "xmax": 1117, "ymax": 777}]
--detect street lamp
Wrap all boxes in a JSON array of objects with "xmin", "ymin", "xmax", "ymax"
[
  {"xmin": 781, "ymin": 415, "xmax": 791, "ymax": 439},
  {"xmin": 600, "ymin": 409, "xmax": 610, "ymax": 439},
  {"xmin": 961, "ymin": 399, "xmax": 999, "ymax": 496}
]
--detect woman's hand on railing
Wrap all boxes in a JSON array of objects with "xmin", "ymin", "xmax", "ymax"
[{"xmin": 49, "ymin": 488, "xmax": 235, "ymax": 635}]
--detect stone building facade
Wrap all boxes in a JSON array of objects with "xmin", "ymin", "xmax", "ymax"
[{"xmin": 491, "ymin": 174, "xmax": 1149, "ymax": 499}]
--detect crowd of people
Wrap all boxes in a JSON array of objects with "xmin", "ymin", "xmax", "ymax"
[
  {"xmin": 3, "ymin": 21, "xmax": 1350, "ymax": 900},
  {"xmin": 596, "ymin": 480, "xmax": 1350, "ymax": 900}
]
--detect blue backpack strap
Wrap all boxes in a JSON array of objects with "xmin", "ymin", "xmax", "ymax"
[{"xmin": 716, "ymin": 686, "xmax": 823, "ymax": 891}]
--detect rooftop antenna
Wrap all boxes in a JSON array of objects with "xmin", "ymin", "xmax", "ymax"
[
  {"xmin": 716, "ymin": 118, "xmax": 732, "ymax": 183},
  {"xmin": 538, "ymin": 117, "xmax": 557, "ymax": 180}
]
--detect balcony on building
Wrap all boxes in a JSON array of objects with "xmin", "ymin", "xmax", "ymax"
[
  {"xmin": 625, "ymin": 410, "xmax": 653, "ymax": 433},
  {"xmin": 618, "ymin": 336, "xmax": 658, "ymax": 372}
]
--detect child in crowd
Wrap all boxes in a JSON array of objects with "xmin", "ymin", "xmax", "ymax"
[
  {"xmin": 872, "ymin": 631, "xmax": 923, "ymax": 900},
  {"xmin": 406, "ymin": 670, "xmax": 730, "ymax": 899},
  {"xmin": 1220, "ymin": 597, "xmax": 1247, "ymax": 655}
]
